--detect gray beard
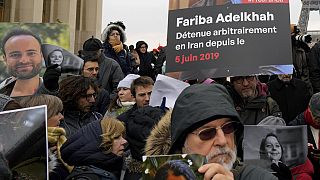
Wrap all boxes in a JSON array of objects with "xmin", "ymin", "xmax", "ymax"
[
  {"xmin": 183, "ymin": 141, "xmax": 237, "ymax": 171},
  {"xmin": 9, "ymin": 63, "xmax": 42, "ymax": 80}
]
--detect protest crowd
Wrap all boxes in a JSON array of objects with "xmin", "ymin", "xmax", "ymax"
[{"xmin": 0, "ymin": 8, "xmax": 320, "ymax": 180}]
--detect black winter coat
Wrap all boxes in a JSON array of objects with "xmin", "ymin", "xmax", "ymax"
[
  {"xmin": 267, "ymin": 78, "xmax": 310, "ymax": 123},
  {"xmin": 61, "ymin": 120, "xmax": 123, "ymax": 179},
  {"xmin": 94, "ymin": 88, "xmax": 110, "ymax": 116},
  {"xmin": 103, "ymin": 43, "xmax": 132, "ymax": 76},
  {"xmin": 60, "ymin": 110, "xmax": 102, "ymax": 137},
  {"xmin": 308, "ymin": 42, "xmax": 320, "ymax": 93},
  {"xmin": 126, "ymin": 106, "xmax": 165, "ymax": 161},
  {"xmin": 137, "ymin": 52, "xmax": 156, "ymax": 80}
]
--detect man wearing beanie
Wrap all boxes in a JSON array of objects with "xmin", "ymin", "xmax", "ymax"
[
  {"xmin": 147, "ymin": 84, "xmax": 277, "ymax": 180},
  {"xmin": 289, "ymin": 92, "xmax": 320, "ymax": 179},
  {"xmin": 102, "ymin": 22, "xmax": 132, "ymax": 75},
  {"xmin": 81, "ymin": 36, "xmax": 124, "ymax": 99}
]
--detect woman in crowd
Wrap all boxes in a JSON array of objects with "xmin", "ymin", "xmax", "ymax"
[
  {"xmin": 104, "ymin": 74, "xmax": 139, "ymax": 118},
  {"xmin": 260, "ymin": 133, "xmax": 283, "ymax": 166},
  {"xmin": 48, "ymin": 49, "xmax": 64, "ymax": 67},
  {"xmin": 61, "ymin": 117, "xmax": 127, "ymax": 179},
  {"xmin": 132, "ymin": 41, "xmax": 156, "ymax": 80},
  {"xmin": 102, "ymin": 23, "xmax": 132, "ymax": 75}
]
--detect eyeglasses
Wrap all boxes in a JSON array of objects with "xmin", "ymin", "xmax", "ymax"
[
  {"xmin": 86, "ymin": 67, "xmax": 99, "ymax": 73},
  {"xmin": 191, "ymin": 121, "xmax": 240, "ymax": 141},
  {"xmin": 82, "ymin": 93, "xmax": 97, "ymax": 101},
  {"xmin": 140, "ymin": 46, "xmax": 147, "ymax": 49},
  {"xmin": 232, "ymin": 76, "xmax": 255, "ymax": 84}
]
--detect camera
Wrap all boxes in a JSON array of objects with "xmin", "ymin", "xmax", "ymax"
[
  {"xmin": 294, "ymin": 34, "xmax": 312, "ymax": 43},
  {"xmin": 292, "ymin": 25, "xmax": 312, "ymax": 43}
]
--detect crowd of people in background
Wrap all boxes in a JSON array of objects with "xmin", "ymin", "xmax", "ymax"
[{"xmin": 0, "ymin": 20, "xmax": 320, "ymax": 180}]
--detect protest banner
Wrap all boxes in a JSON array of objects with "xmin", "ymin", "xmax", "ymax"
[
  {"xmin": 0, "ymin": 105, "xmax": 48, "ymax": 179},
  {"xmin": 166, "ymin": 0, "xmax": 293, "ymax": 79}
]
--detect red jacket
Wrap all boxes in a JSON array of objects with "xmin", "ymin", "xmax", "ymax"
[{"xmin": 290, "ymin": 158, "xmax": 314, "ymax": 180}]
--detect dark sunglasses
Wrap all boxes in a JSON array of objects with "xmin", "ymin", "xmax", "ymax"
[{"xmin": 191, "ymin": 121, "xmax": 240, "ymax": 141}]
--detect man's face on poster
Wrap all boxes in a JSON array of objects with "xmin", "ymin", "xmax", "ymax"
[{"xmin": 3, "ymin": 35, "xmax": 42, "ymax": 80}]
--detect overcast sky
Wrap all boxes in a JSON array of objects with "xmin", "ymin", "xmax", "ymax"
[{"xmin": 102, "ymin": 0, "xmax": 320, "ymax": 49}]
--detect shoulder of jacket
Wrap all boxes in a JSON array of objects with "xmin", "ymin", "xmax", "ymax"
[{"xmin": 0, "ymin": 77, "xmax": 16, "ymax": 89}]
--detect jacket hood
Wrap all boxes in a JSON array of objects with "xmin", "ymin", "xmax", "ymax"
[
  {"xmin": 102, "ymin": 24, "xmax": 127, "ymax": 43},
  {"xmin": 126, "ymin": 106, "xmax": 166, "ymax": 160},
  {"xmin": 169, "ymin": 84, "xmax": 241, "ymax": 153},
  {"xmin": 257, "ymin": 81, "xmax": 268, "ymax": 97},
  {"xmin": 145, "ymin": 110, "xmax": 172, "ymax": 156},
  {"xmin": 135, "ymin": 41, "xmax": 148, "ymax": 51}
]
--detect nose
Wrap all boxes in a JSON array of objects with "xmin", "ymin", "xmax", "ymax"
[
  {"xmin": 59, "ymin": 113, "xmax": 64, "ymax": 121},
  {"xmin": 20, "ymin": 53, "xmax": 29, "ymax": 63},
  {"xmin": 242, "ymin": 78, "xmax": 249, "ymax": 86},
  {"xmin": 118, "ymin": 90, "xmax": 124, "ymax": 95},
  {"xmin": 88, "ymin": 96, "xmax": 96, "ymax": 103},
  {"xmin": 213, "ymin": 128, "xmax": 227, "ymax": 147},
  {"xmin": 145, "ymin": 94, "xmax": 151, "ymax": 102},
  {"xmin": 92, "ymin": 70, "xmax": 98, "ymax": 76},
  {"xmin": 121, "ymin": 137, "xmax": 127, "ymax": 145}
]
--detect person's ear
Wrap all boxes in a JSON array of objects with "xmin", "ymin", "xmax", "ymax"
[{"xmin": 3, "ymin": 55, "xmax": 7, "ymax": 64}]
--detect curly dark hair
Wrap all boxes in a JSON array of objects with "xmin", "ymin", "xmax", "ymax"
[
  {"xmin": 58, "ymin": 75, "xmax": 98, "ymax": 111},
  {"xmin": 154, "ymin": 160, "xmax": 196, "ymax": 180}
]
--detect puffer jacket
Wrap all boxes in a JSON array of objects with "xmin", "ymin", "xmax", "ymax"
[{"xmin": 61, "ymin": 120, "xmax": 123, "ymax": 179}]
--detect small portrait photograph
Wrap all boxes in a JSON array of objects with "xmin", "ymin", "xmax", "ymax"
[
  {"xmin": 142, "ymin": 154, "xmax": 206, "ymax": 180},
  {"xmin": 243, "ymin": 125, "xmax": 308, "ymax": 171},
  {"xmin": 47, "ymin": 48, "xmax": 64, "ymax": 66},
  {"xmin": 0, "ymin": 105, "xmax": 48, "ymax": 179},
  {"xmin": 42, "ymin": 44, "xmax": 83, "ymax": 75}
]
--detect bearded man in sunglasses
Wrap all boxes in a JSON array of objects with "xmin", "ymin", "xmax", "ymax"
[{"xmin": 146, "ymin": 84, "xmax": 277, "ymax": 180}]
